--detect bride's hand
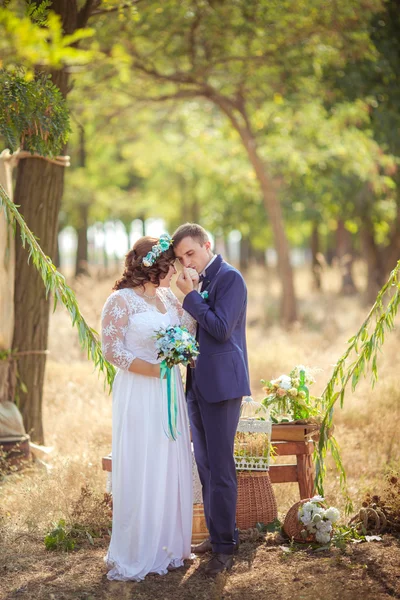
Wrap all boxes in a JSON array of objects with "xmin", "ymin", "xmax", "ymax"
[{"xmin": 185, "ymin": 267, "xmax": 199, "ymax": 288}]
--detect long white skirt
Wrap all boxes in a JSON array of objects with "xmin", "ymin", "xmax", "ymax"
[{"xmin": 105, "ymin": 367, "xmax": 193, "ymax": 581}]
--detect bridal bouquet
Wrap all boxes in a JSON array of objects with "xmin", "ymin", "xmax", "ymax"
[
  {"xmin": 154, "ymin": 325, "xmax": 199, "ymax": 368},
  {"xmin": 154, "ymin": 326, "xmax": 199, "ymax": 441},
  {"xmin": 298, "ymin": 496, "xmax": 340, "ymax": 544},
  {"xmin": 262, "ymin": 364, "xmax": 322, "ymax": 423}
]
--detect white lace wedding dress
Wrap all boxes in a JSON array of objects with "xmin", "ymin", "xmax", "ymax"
[{"xmin": 101, "ymin": 286, "xmax": 194, "ymax": 581}]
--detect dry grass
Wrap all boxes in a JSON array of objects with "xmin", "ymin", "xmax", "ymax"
[{"xmin": 1, "ymin": 263, "xmax": 399, "ymax": 600}]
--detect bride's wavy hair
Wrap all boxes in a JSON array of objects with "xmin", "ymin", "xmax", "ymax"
[{"xmin": 113, "ymin": 236, "xmax": 175, "ymax": 291}]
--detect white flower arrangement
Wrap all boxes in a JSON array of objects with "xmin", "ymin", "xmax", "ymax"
[
  {"xmin": 262, "ymin": 364, "xmax": 322, "ymax": 423},
  {"xmin": 298, "ymin": 496, "xmax": 340, "ymax": 544}
]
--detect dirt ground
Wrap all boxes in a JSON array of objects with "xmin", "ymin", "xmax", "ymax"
[
  {"xmin": 1, "ymin": 530, "xmax": 399, "ymax": 600},
  {"xmin": 1, "ymin": 267, "xmax": 400, "ymax": 600}
]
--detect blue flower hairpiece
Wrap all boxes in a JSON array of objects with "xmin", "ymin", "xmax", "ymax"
[{"xmin": 142, "ymin": 234, "xmax": 173, "ymax": 267}]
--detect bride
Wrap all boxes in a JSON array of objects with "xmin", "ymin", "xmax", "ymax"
[{"xmin": 101, "ymin": 235, "xmax": 197, "ymax": 581}]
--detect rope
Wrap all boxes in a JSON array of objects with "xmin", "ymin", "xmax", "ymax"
[{"xmin": 0, "ymin": 148, "xmax": 70, "ymax": 167}]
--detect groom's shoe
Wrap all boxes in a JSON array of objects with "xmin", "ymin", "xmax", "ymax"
[
  {"xmin": 205, "ymin": 553, "xmax": 234, "ymax": 577},
  {"xmin": 191, "ymin": 538, "xmax": 240, "ymax": 555},
  {"xmin": 191, "ymin": 537, "xmax": 212, "ymax": 554}
]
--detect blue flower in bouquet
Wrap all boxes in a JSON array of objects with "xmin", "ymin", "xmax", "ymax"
[{"xmin": 154, "ymin": 325, "xmax": 199, "ymax": 369}]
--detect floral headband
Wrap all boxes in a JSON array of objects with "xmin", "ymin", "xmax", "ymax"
[{"xmin": 142, "ymin": 234, "xmax": 173, "ymax": 267}]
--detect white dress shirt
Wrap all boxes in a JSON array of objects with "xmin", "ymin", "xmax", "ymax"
[{"xmin": 198, "ymin": 254, "xmax": 217, "ymax": 292}]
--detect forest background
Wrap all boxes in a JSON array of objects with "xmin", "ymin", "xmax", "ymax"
[{"xmin": 0, "ymin": 2, "xmax": 399, "ymax": 598}]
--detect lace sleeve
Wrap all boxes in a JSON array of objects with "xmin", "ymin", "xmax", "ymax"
[
  {"xmin": 160, "ymin": 287, "xmax": 197, "ymax": 336},
  {"xmin": 101, "ymin": 292, "xmax": 136, "ymax": 370}
]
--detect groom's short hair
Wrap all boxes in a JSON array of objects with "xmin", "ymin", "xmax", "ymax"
[{"xmin": 172, "ymin": 223, "xmax": 209, "ymax": 247}]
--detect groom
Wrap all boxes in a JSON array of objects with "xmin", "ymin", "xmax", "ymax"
[{"xmin": 173, "ymin": 223, "xmax": 251, "ymax": 576}]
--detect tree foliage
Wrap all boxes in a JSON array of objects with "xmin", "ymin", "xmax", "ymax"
[
  {"xmin": 0, "ymin": 69, "xmax": 70, "ymax": 154},
  {"xmin": 0, "ymin": 3, "xmax": 94, "ymax": 72}
]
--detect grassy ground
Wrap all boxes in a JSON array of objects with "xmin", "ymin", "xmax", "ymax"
[{"xmin": 1, "ymin": 263, "xmax": 399, "ymax": 600}]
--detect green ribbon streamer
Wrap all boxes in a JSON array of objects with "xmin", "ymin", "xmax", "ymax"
[{"xmin": 160, "ymin": 360, "xmax": 179, "ymax": 441}]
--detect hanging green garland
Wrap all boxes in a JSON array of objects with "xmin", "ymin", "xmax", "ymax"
[{"xmin": 0, "ymin": 183, "xmax": 116, "ymax": 392}]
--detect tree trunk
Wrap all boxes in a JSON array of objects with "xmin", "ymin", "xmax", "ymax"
[
  {"xmin": 211, "ymin": 96, "xmax": 297, "ymax": 324},
  {"xmin": 310, "ymin": 221, "xmax": 322, "ymax": 290},
  {"xmin": 336, "ymin": 219, "xmax": 357, "ymax": 295},
  {"xmin": 102, "ymin": 222, "xmax": 109, "ymax": 274},
  {"xmin": 12, "ymin": 66, "xmax": 69, "ymax": 443},
  {"xmin": 13, "ymin": 157, "xmax": 65, "ymax": 443},
  {"xmin": 10, "ymin": 1, "xmax": 93, "ymax": 442},
  {"xmin": 240, "ymin": 235, "xmax": 250, "ymax": 272},
  {"xmin": 123, "ymin": 222, "xmax": 131, "ymax": 251},
  {"xmin": 383, "ymin": 194, "xmax": 400, "ymax": 275},
  {"xmin": 75, "ymin": 205, "xmax": 89, "ymax": 277},
  {"xmin": 230, "ymin": 119, "xmax": 297, "ymax": 324},
  {"xmin": 179, "ymin": 175, "xmax": 200, "ymax": 223},
  {"xmin": 361, "ymin": 218, "xmax": 385, "ymax": 305}
]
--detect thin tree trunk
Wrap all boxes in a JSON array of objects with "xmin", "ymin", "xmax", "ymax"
[
  {"xmin": 192, "ymin": 192, "xmax": 200, "ymax": 223},
  {"xmin": 102, "ymin": 222, "xmax": 109, "ymax": 274},
  {"xmin": 210, "ymin": 96, "xmax": 297, "ymax": 324},
  {"xmin": 75, "ymin": 205, "xmax": 89, "ymax": 277},
  {"xmin": 383, "ymin": 194, "xmax": 400, "ymax": 275},
  {"xmin": 240, "ymin": 235, "xmax": 250, "ymax": 272},
  {"xmin": 336, "ymin": 219, "xmax": 357, "ymax": 296},
  {"xmin": 310, "ymin": 221, "xmax": 322, "ymax": 290},
  {"xmin": 361, "ymin": 218, "xmax": 385, "ymax": 304},
  {"xmin": 179, "ymin": 175, "xmax": 189, "ymax": 223},
  {"xmin": 234, "ymin": 122, "xmax": 296, "ymax": 323},
  {"xmin": 123, "ymin": 222, "xmax": 131, "ymax": 251}
]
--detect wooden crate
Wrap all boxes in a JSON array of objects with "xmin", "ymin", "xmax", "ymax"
[{"xmin": 269, "ymin": 423, "xmax": 319, "ymax": 499}]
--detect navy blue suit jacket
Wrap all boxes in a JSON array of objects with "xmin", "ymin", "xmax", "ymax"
[{"xmin": 183, "ymin": 255, "xmax": 251, "ymax": 403}]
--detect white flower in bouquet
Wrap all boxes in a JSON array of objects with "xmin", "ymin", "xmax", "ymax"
[
  {"xmin": 298, "ymin": 498, "xmax": 340, "ymax": 545},
  {"xmin": 310, "ymin": 495, "xmax": 325, "ymax": 503},
  {"xmin": 315, "ymin": 531, "xmax": 331, "ymax": 544},
  {"xmin": 315, "ymin": 520, "xmax": 332, "ymax": 533},
  {"xmin": 278, "ymin": 375, "xmax": 292, "ymax": 390},
  {"xmin": 300, "ymin": 513, "xmax": 312, "ymax": 526},
  {"xmin": 324, "ymin": 507, "xmax": 340, "ymax": 523},
  {"xmin": 302, "ymin": 501, "xmax": 315, "ymax": 512}
]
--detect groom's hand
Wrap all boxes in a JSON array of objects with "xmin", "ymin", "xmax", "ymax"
[
  {"xmin": 186, "ymin": 267, "xmax": 200, "ymax": 288},
  {"xmin": 176, "ymin": 268, "xmax": 195, "ymax": 295}
]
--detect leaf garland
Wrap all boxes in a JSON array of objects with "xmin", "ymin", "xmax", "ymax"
[
  {"xmin": 0, "ymin": 182, "xmax": 115, "ymax": 391},
  {"xmin": 315, "ymin": 259, "xmax": 400, "ymax": 512}
]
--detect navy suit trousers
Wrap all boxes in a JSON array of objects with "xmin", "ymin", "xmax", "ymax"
[{"xmin": 187, "ymin": 373, "xmax": 242, "ymax": 555}]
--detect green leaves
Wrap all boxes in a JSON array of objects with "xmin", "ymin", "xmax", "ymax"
[
  {"xmin": 315, "ymin": 259, "xmax": 400, "ymax": 512},
  {"xmin": 44, "ymin": 519, "xmax": 76, "ymax": 552},
  {"xmin": 0, "ymin": 70, "xmax": 70, "ymax": 155},
  {"xmin": 0, "ymin": 6, "xmax": 94, "ymax": 72},
  {"xmin": 0, "ymin": 182, "xmax": 115, "ymax": 393}
]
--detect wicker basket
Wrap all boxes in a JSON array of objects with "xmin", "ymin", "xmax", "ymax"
[
  {"xmin": 192, "ymin": 503, "xmax": 208, "ymax": 545},
  {"xmin": 283, "ymin": 499, "xmax": 327, "ymax": 542},
  {"xmin": 236, "ymin": 471, "xmax": 277, "ymax": 529}
]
